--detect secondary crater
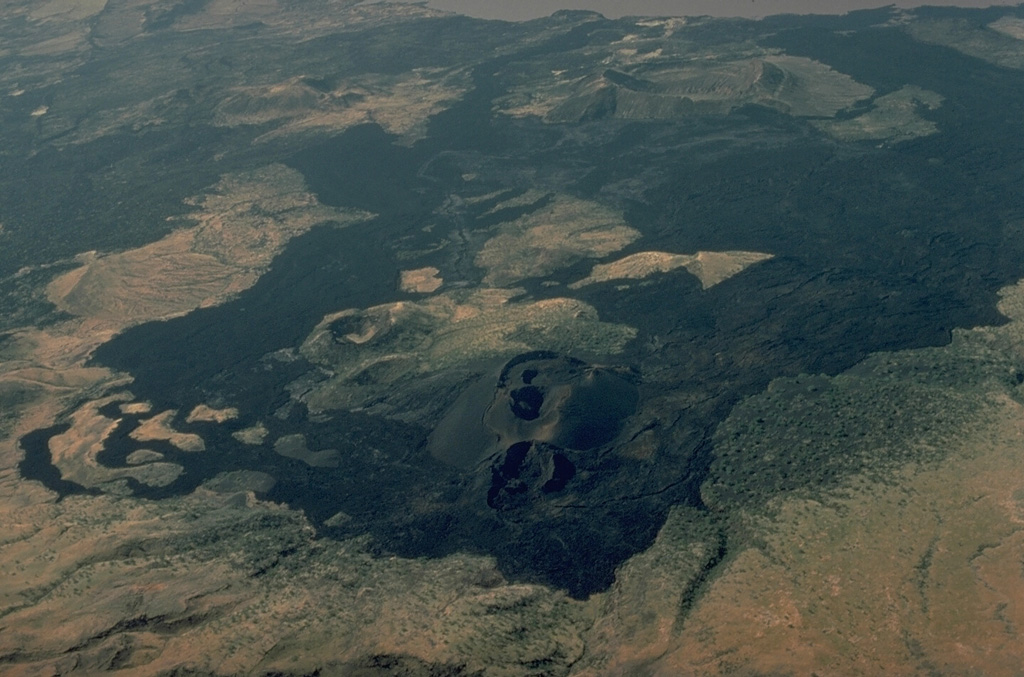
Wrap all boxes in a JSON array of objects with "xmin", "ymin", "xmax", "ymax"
[
  {"xmin": 428, "ymin": 351, "xmax": 640, "ymax": 470},
  {"xmin": 485, "ymin": 351, "xmax": 640, "ymax": 453}
]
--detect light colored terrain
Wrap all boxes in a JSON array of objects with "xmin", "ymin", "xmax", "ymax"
[
  {"xmin": 399, "ymin": 266, "xmax": 444, "ymax": 293},
  {"xmin": 47, "ymin": 395, "xmax": 184, "ymax": 490},
  {"xmin": 299, "ymin": 287, "xmax": 637, "ymax": 414},
  {"xmin": 8, "ymin": 157, "xmax": 1012, "ymax": 672},
  {"xmin": 0, "ymin": 163, "xmax": 365, "ymax": 517},
  {"xmin": 7, "ymin": 271, "xmax": 1024, "ymax": 673},
  {"xmin": 119, "ymin": 402, "xmax": 152, "ymax": 415},
  {"xmin": 629, "ymin": 281, "xmax": 1024, "ymax": 676},
  {"xmin": 232, "ymin": 423, "xmax": 269, "ymax": 446},
  {"xmin": 815, "ymin": 85, "xmax": 944, "ymax": 143},
  {"xmin": 0, "ymin": 474, "xmax": 591, "ymax": 676},
  {"xmin": 658, "ymin": 435, "xmax": 1024, "ymax": 676},
  {"xmin": 221, "ymin": 69, "xmax": 472, "ymax": 144},
  {"xmin": 125, "ymin": 449, "xmax": 164, "ymax": 465},
  {"xmin": 906, "ymin": 15, "xmax": 1024, "ymax": 70},
  {"xmin": 498, "ymin": 40, "xmax": 875, "ymax": 122},
  {"xmin": 0, "ymin": 0, "xmax": 449, "ymax": 147},
  {"xmin": 1, "ymin": 3, "xmax": 1023, "ymax": 674},
  {"xmin": 570, "ymin": 250, "xmax": 774, "ymax": 289},
  {"xmin": 990, "ymin": 15, "xmax": 1024, "ymax": 40},
  {"xmin": 186, "ymin": 404, "xmax": 239, "ymax": 424},
  {"xmin": 129, "ymin": 410, "xmax": 205, "ymax": 453},
  {"xmin": 475, "ymin": 193, "xmax": 641, "ymax": 286},
  {"xmin": 47, "ymin": 165, "xmax": 370, "ymax": 326}
]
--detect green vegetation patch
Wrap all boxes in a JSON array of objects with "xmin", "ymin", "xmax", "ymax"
[{"xmin": 704, "ymin": 302, "xmax": 1024, "ymax": 511}]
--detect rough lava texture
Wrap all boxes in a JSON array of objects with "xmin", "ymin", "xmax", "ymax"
[{"xmin": 3, "ymin": 2, "xmax": 1024, "ymax": 675}]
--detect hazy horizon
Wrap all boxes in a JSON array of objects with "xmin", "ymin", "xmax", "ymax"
[{"xmin": 412, "ymin": 0, "xmax": 1022, "ymax": 21}]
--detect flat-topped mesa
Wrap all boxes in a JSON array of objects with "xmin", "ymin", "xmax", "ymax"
[
  {"xmin": 130, "ymin": 410, "xmax": 205, "ymax": 453},
  {"xmin": 814, "ymin": 85, "xmax": 944, "ymax": 143},
  {"xmin": 570, "ymin": 250, "xmax": 774, "ymax": 290},
  {"xmin": 399, "ymin": 266, "xmax": 443, "ymax": 294},
  {"xmin": 186, "ymin": 404, "xmax": 240, "ymax": 424},
  {"xmin": 475, "ymin": 193, "xmax": 641, "ymax": 287}
]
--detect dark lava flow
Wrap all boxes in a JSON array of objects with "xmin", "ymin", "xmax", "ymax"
[
  {"xmin": 429, "ymin": 352, "xmax": 639, "ymax": 469},
  {"xmin": 484, "ymin": 353, "xmax": 639, "ymax": 452},
  {"xmin": 18, "ymin": 10, "xmax": 1023, "ymax": 598}
]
